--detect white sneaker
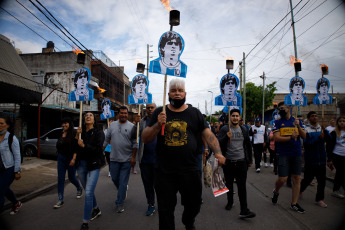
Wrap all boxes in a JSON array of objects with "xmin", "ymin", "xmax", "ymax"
[
  {"xmin": 331, "ymin": 191, "xmax": 344, "ymax": 199},
  {"xmin": 108, "ymin": 172, "xmax": 111, "ymax": 177},
  {"xmin": 264, "ymin": 163, "xmax": 268, "ymax": 168},
  {"xmin": 256, "ymin": 168, "xmax": 261, "ymax": 173},
  {"xmin": 270, "ymin": 163, "xmax": 274, "ymax": 168}
]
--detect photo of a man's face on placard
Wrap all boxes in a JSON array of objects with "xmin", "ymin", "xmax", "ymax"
[
  {"xmin": 270, "ymin": 109, "xmax": 281, "ymax": 125},
  {"xmin": 149, "ymin": 31, "xmax": 187, "ymax": 78},
  {"xmin": 100, "ymin": 99, "xmax": 115, "ymax": 120},
  {"xmin": 128, "ymin": 74, "xmax": 152, "ymax": 104},
  {"xmin": 313, "ymin": 77, "xmax": 332, "ymax": 105},
  {"xmin": 69, "ymin": 67, "xmax": 94, "ymax": 101},
  {"xmin": 215, "ymin": 73, "xmax": 242, "ymax": 106},
  {"xmin": 284, "ymin": 76, "xmax": 308, "ymax": 106}
]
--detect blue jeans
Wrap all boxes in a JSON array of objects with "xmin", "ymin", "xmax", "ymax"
[
  {"xmin": 0, "ymin": 166, "xmax": 15, "ymax": 210},
  {"xmin": 77, "ymin": 160, "xmax": 100, "ymax": 223},
  {"xmin": 57, "ymin": 154, "xmax": 82, "ymax": 201},
  {"xmin": 109, "ymin": 161, "xmax": 131, "ymax": 206}
]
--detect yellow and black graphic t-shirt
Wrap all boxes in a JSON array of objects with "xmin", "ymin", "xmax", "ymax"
[
  {"xmin": 164, "ymin": 120, "xmax": 188, "ymax": 146},
  {"xmin": 148, "ymin": 105, "xmax": 208, "ymax": 174}
]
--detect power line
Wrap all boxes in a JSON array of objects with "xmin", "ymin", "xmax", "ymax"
[
  {"xmin": 245, "ymin": 0, "xmax": 303, "ymax": 58},
  {"xmin": 0, "ymin": 4, "xmax": 90, "ymax": 68},
  {"xmin": 0, "ymin": 6, "xmax": 48, "ymax": 42},
  {"xmin": 295, "ymin": 0, "xmax": 328, "ymax": 23},
  {"xmin": 34, "ymin": 0, "xmax": 89, "ymax": 52},
  {"xmin": 15, "ymin": 0, "xmax": 73, "ymax": 49},
  {"xmin": 28, "ymin": 0, "xmax": 83, "ymax": 52},
  {"xmin": 245, "ymin": 0, "xmax": 344, "ymax": 77},
  {"xmin": 301, "ymin": 22, "xmax": 345, "ymax": 61}
]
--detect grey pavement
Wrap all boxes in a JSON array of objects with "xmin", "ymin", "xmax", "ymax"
[{"xmin": 1, "ymin": 157, "xmax": 345, "ymax": 230}]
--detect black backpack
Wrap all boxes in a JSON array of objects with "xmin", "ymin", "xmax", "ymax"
[{"xmin": 8, "ymin": 133, "xmax": 23, "ymax": 163}]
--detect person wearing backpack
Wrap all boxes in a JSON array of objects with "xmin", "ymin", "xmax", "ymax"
[{"xmin": 0, "ymin": 116, "xmax": 22, "ymax": 215}]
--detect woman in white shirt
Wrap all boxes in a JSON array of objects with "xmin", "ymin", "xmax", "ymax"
[{"xmin": 327, "ymin": 116, "xmax": 345, "ymax": 199}]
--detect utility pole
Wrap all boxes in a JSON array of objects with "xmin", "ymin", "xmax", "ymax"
[
  {"xmin": 146, "ymin": 44, "xmax": 152, "ymax": 91},
  {"xmin": 239, "ymin": 62, "xmax": 243, "ymax": 95},
  {"xmin": 147, "ymin": 44, "xmax": 149, "ymax": 79},
  {"xmin": 260, "ymin": 72, "xmax": 265, "ymax": 124},
  {"xmin": 289, "ymin": 0, "xmax": 300, "ymax": 116},
  {"xmin": 243, "ymin": 52, "xmax": 246, "ymax": 123},
  {"xmin": 205, "ymin": 100, "xmax": 208, "ymax": 115}
]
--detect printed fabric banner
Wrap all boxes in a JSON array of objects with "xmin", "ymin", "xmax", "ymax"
[
  {"xmin": 212, "ymin": 158, "xmax": 229, "ymax": 197},
  {"xmin": 149, "ymin": 31, "xmax": 187, "ymax": 78}
]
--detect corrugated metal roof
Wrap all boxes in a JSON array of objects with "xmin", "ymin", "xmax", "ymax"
[{"xmin": 0, "ymin": 34, "xmax": 41, "ymax": 94}]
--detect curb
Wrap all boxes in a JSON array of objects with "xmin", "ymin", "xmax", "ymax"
[{"xmin": 3, "ymin": 182, "xmax": 58, "ymax": 211}]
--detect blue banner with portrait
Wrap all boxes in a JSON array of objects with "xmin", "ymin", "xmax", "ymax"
[
  {"xmin": 215, "ymin": 73, "xmax": 242, "ymax": 106},
  {"xmin": 313, "ymin": 77, "xmax": 332, "ymax": 105},
  {"xmin": 284, "ymin": 76, "xmax": 308, "ymax": 106},
  {"xmin": 270, "ymin": 109, "xmax": 281, "ymax": 125},
  {"xmin": 69, "ymin": 67, "xmax": 94, "ymax": 101},
  {"xmin": 128, "ymin": 74, "xmax": 152, "ymax": 104},
  {"xmin": 149, "ymin": 31, "xmax": 187, "ymax": 78},
  {"xmin": 100, "ymin": 99, "xmax": 115, "ymax": 120}
]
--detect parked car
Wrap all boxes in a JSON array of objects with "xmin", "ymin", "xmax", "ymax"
[{"xmin": 22, "ymin": 128, "xmax": 64, "ymax": 157}]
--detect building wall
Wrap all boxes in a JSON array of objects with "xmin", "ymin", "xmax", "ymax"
[{"xmin": 20, "ymin": 51, "xmax": 94, "ymax": 111}]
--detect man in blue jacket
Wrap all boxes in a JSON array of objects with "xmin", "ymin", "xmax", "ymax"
[{"xmin": 299, "ymin": 111, "xmax": 329, "ymax": 208}]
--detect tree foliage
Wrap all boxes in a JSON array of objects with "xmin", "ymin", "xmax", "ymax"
[{"xmin": 242, "ymin": 81, "xmax": 277, "ymax": 121}]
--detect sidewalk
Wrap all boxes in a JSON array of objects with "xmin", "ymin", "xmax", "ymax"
[{"xmin": 4, "ymin": 157, "xmax": 58, "ymax": 209}]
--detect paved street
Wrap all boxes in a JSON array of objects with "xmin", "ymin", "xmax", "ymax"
[{"xmin": 1, "ymin": 161, "xmax": 345, "ymax": 230}]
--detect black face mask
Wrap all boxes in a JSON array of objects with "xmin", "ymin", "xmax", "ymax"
[
  {"xmin": 279, "ymin": 110, "xmax": 287, "ymax": 118},
  {"xmin": 169, "ymin": 97, "xmax": 185, "ymax": 109}
]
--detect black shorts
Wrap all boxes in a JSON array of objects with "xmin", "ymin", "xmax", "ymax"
[{"xmin": 277, "ymin": 155, "xmax": 302, "ymax": 177}]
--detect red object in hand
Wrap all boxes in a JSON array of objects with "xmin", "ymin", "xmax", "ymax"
[{"xmin": 161, "ymin": 124, "xmax": 165, "ymax": 136}]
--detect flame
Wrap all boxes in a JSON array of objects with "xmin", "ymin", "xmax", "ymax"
[
  {"xmin": 160, "ymin": 0, "xmax": 172, "ymax": 11},
  {"xmin": 97, "ymin": 87, "xmax": 106, "ymax": 93},
  {"xmin": 72, "ymin": 45, "xmax": 84, "ymax": 55},
  {"xmin": 289, "ymin": 56, "xmax": 302, "ymax": 66},
  {"xmin": 226, "ymin": 57, "xmax": 234, "ymax": 60},
  {"xmin": 135, "ymin": 60, "xmax": 141, "ymax": 64}
]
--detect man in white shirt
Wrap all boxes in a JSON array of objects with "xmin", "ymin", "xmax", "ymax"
[{"xmin": 249, "ymin": 118, "xmax": 268, "ymax": 173}]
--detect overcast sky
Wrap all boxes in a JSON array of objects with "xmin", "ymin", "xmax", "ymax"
[{"xmin": 1, "ymin": 0, "xmax": 344, "ymax": 114}]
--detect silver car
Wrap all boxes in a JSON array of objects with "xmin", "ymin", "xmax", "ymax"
[{"xmin": 22, "ymin": 128, "xmax": 64, "ymax": 157}]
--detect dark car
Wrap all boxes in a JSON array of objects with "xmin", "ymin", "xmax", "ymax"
[{"xmin": 22, "ymin": 128, "xmax": 64, "ymax": 157}]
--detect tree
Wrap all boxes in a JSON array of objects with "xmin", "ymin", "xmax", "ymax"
[
  {"xmin": 206, "ymin": 115, "xmax": 218, "ymax": 123},
  {"xmin": 242, "ymin": 81, "xmax": 277, "ymax": 121}
]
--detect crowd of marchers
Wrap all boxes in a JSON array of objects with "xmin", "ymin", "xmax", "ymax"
[{"xmin": 1, "ymin": 79, "xmax": 345, "ymax": 230}]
